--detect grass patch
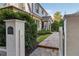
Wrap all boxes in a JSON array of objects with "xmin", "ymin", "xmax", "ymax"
[{"xmin": 37, "ymin": 34, "xmax": 51, "ymax": 43}]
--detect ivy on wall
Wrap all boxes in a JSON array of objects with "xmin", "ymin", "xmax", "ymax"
[{"xmin": 0, "ymin": 9, "xmax": 37, "ymax": 50}]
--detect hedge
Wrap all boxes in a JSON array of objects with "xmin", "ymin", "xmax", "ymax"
[
  {"xmin": 51, "ymin": 20, "xmax": 59, "ymax": 32},
  {"xmin": 51, "ymin": 20, "xmax": 64, "ymax": 32},
  {"xmin": 38, "ymin": 29, "xmax": 52, "ymax": 35},
  {"xmin": 0, "ymin": 9, "xmax": 37, "ymax": 50}
]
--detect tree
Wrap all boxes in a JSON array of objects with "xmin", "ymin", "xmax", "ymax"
[
  {"xmin": 51, "ymin": 20, "xmax": 59, "ymax": 32},
  {"xmin": 51, "ymin": 11, "xmax": 64, "ymax": 32},
  {"xmin": 53, "ymin": 11, "xmax": 62, "ymax": 22}
]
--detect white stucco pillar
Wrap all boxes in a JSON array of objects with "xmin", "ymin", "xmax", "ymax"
[
  {"xmin": 64, "ymin": 19, "xmax": 66, "ymax": 56},
  {"xmin": 59, "ymin": 27, "xmax": 63, "ymax": 56},
  {"xmin": 4, "ymin": 19, "xmax": 25, "ymax": 56}
]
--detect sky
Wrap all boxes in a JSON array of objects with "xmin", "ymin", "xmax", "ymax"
[{"xmin": 41, "ymin": 3, "xmax": 79, "ymax": 16}]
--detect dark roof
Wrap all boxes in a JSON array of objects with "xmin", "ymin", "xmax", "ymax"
[{"xmin": 42, "ymin": 16, "xmax": 53, "ymax": 21}]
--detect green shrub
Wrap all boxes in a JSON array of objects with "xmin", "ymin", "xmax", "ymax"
[
  {"xmin": 38, "ymin": 29, "xmax": 52, "ymax": 35},
  {"xmin": 0, "ymin": 21, "xmax": 6, "ymax": 46},
  {"xmin": 59, "ymin": 19, "xmax": 64, "ymax": 27},
  {"xmin": 51, "ymin": 19, "xmax": 64, "ymax": 32},
  {"xmin": 37, "ymin": 34, "xmax": 51, "ymax": 42},
  {"xmin": 0, "ymin": 9, "xmax": 37, "ymax": 49},
  {"xmin": 51, "ymin": 20, "xmax": 59, "ymax": 32}
]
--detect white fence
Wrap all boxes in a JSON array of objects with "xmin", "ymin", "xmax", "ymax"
[{"xmin": 59, "ymin": 27, "xmax": 64, "ymax": 56}]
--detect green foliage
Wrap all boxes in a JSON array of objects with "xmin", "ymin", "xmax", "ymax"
[
  {"xmin": 0, "ymin": 9, "xmax": 37, "ymax": 49},
  {"xmin": 51, "ymin": 19, "xmax": 64, "ymax": 32},
  {"xmin": 52, "ymin": 11, "xmax": 63, "ymax": 32},
  {"xmin": 51, "ymin": 20, "xmax": 59, "ymax": 32},
  {"xmin": 59, "ymin": 19, "xmax": 64, "ymax": 27},
  {"xmin": 0, "ymin": 21, "xmax": 6, "ymax": 46},
  {"xmin": 37, "ymin": 34, "xmax": 50, "ymax": 43},
  {"xmin": 25, "ymin": 22, "xmax": 37, "ymax": 49},
  {"xmin": 53, "ymin": 11, "xmax": 62, "ymax": 22},
  {"xmin": 38, "ymin": 29, "xmax": 52, "ymax": 35}
]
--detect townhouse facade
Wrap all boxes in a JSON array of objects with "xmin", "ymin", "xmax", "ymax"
[{"xmin": 0, "ymin": 3, "xmax": 53, "ymax": 31}]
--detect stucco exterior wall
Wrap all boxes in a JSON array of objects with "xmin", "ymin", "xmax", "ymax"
[
  {"xmin": 66, "ymin": 15, "xmax": 79, "ymax": 56},
  {"xmin": 15, "ymin": 20, "xmax": 25, "ymax": 56},
  {"xmin": 6, "ymin": 21, "xmax": 16, "ymax": 56},
  {"xmin": 5, "ymin": 19, "xmax": 25, "ymax": 56}
]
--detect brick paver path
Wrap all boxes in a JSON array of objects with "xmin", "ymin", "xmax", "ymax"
[{"xmin": 30, "ymin": 32, "xmax": 59, "ymax": 56}]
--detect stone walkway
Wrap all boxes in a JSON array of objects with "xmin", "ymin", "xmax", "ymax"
[{"xmin": 30, "ymin": 32, "xmax": 59, "ymax": 56}]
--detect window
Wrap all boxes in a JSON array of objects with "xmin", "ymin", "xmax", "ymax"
[
  {"xmin": 42, "ymin": 10, "xmax": 44, "ymax": 15},
  {"xmin": 35, "ymin": 4, "xmax": 39, "ymax": 13}
]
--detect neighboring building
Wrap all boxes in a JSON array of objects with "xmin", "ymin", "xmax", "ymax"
[
  {"xmin": 0, "ymin": 3, "xmax": 53, "ymax": 31},
  {"xmin": 64, "ymin": 12, "xmax": 79, "ymax": 56}
]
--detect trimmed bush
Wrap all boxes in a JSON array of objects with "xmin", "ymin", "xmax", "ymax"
[
  {"xmin": 0, "ymin": 9, "xmax": 37, "ymax": 50},
  {"xmin": 51, "ymin": 20, "xmax": 59, "ymax": 32},
  {"xmin": 37, "ymin": 34, "xmax": 51, "ymax": 43},
  {"xmin": 51, "ymin": 19, "xmax": 64, "ymax": 32},
  {"xmin": 38, "ymin": 29, "xmax": 52, "ymax": 35},
  {"xmin": 59, "ymin": 19, "xmax": 64, "ymax": 27}
]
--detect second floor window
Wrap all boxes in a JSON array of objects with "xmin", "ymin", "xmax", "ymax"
[
  {"xmin": 42, "ymin": 10, "xmax": 44, "ymax": 15},
  {"xmin": 35, "ymin": 4, "xmax": 39, "ymax": 13}
]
